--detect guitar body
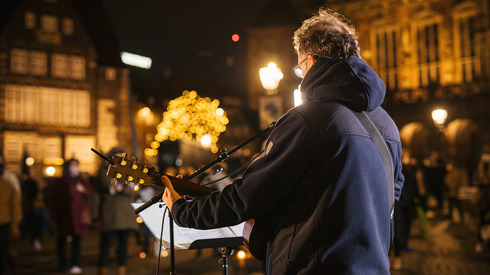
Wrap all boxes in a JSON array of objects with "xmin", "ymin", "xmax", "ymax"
[{"xmin": 243, "ymin": 215, "xmax": 270, "ymax": 261}]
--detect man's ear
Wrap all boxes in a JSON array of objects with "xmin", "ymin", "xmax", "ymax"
[{"xmin": 308, "ymin": 55, "xmax": 317, "ymax": 65}]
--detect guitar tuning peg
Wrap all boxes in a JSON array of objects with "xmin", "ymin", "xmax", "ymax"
[
  {"xmin": 115, "ymin": 172, "xmax": 122, "ymax": 179},
  {"xmin": 120, "ymin": 158, "xmax": 127, "ymax": 166},
  {"xmin": 121, "ymin": 152, "xmax": 127, "ymax": 158},
  {"xmin": 137, "ymin": 178, "xmax": 145, "ymax": 184},
  {"xmin": 134, "ymin": 183, "xmax": 140, "ymax": 191},
  {"xmin": 131, "ymin": 162, "xmax": 138, "ymax": 170},
  {"xmin": 123, "ymin": 180, "xmax": 130, "ymax": 188},
  {"xmin": 142, "ymin": 166, "xmax": 149, "ymax": 174},
  {"xmin": 111, "ymin": 178, "xmax": 117, "ymax": 185},
  {"xmin": 127, "ymin": 175, "xmax": 134, "ymax": 182}
]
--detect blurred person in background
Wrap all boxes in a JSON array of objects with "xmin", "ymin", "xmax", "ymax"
[
  {"xmin": 0, "ymin": 150, "xmax": 22, "ymax": 275},
  {"xmin": 96, "ymin": 148, "xmax": 138, "ymax": 275},
  {"xmin": 50, "ymin": 158, "xmax": 92, "ymax": 274}
]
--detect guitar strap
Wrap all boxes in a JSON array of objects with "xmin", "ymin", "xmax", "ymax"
[{"xmin": 353, "ymin": 111, "xmax": 395, "ymax": 242}]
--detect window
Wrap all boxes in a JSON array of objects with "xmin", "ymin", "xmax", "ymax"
[
  {"xmin": 4, "ymin": 85, "xmax": 91, "ymax": 127},
  {"xmin": 41, "ymin": 15, "xmax": 58, "ymax": 33},
  {"xmin": 105, "ymin": 68, "xmax": 116, "ymax": 80},
  {"xmin": 412, "ymin": 11, "xmax": 443, "ymax": 87},
  {"xmin": 62, "ymin": 18, "xmax": 73, "ymax": 35},
  {"xmin": 372, "ymin": 25, "xmax": 400, "ymax": 91},
  {"xmin": 30, "ymin": 51, "xmax": 47, "ymax": 76},
  {"xmin": 453, "ymin": 3, "xmax": 480, "ymax": 83},
  {"xmin": 11, "ymin": 49, "xmax": 29, "ymax": 74},
  {"xmin": 52, "ymin": 53, "xmax": 68, "ymax": 78},
  {"xmin": 70, "ymin": 56, "xmax": 86, "ymax": 79},
  {"xmin": 25, "ymin": 12, "xmax": 36, "ymax": 29}
]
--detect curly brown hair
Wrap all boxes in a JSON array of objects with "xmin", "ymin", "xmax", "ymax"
[{"xmin": 293, "ymin": 8, "xmax": 360, "ymax": 59}]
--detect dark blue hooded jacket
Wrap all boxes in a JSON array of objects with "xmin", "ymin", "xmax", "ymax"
[{"xmin": 171, "ymin": 56, "xmax": 404, "ymax": 274}]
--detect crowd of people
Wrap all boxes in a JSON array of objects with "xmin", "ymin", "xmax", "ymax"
[
  {"xmin": 390, "ymin": 152, "xmax": 490, "ymax": 270},
  {"xmin": 0, "ymin": 146, "xmax": 241, "ymax": 275},
  {"xmin": 0, "ymin": 148, "xmax": 489, "ymax": 274}
]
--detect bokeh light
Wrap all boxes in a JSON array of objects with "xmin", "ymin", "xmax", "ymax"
[{"xmin": 148, "ymin": 90, "xmax": 229, "ymax": 156}]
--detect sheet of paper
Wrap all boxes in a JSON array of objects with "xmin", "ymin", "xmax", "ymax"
[{"xmin": 131, "ymin": 202, "xmax": 244, "ymax": 250}]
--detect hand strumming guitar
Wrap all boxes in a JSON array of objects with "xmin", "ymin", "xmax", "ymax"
[{"xmin": 161, "ymin": 175, "xmax": 183, "ymax": 212}]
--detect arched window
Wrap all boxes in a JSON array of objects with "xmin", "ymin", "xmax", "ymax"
[
  {"xmin": 411, "ymin": 10, "xmax": 443, "ymax": 87},
  {"xmin": 371, "ymin": 21, "xmax": 401, "ymax": 91},
  {"xmin": 452, "ymin": 1, "xmax": 480, "ymax": 83}
]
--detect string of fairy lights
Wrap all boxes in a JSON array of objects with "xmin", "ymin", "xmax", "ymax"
[{"xmin": 145, "ymin": 90, "xmax": 229, "ymax": 156}]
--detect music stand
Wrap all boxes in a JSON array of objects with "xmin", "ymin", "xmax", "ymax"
[{"xmin": 131, "ymin": 202, "xmax": 244, "ymax": 274}]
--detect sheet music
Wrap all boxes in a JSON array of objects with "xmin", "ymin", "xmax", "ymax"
[{"xmin": 131, "ymin": 202, "xmax": 244, "ymax": 250}]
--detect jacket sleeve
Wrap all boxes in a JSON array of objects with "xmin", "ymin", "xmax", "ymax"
[{"xmin": 171, "ymin": 110, "xmax": 314, "ymax": 229}]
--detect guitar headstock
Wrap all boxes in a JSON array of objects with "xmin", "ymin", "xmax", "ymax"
[{"xmin": 106, "ymin": 153, "xmax": 159, "ymax": 191}]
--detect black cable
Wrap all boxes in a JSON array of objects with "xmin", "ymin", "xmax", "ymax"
[{"xmin": 155, "ymin": 205, "xmax": 168, "ymax": 275}]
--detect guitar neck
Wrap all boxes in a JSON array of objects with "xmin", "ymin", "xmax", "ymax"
[{"xmin": 148, "ymin": 167, "xmax": 216, "ymax": 197}]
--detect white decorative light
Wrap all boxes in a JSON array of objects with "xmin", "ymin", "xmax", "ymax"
[{"xmin": 120, "ymin": 51, "xmax": 152, "ymax": 69}]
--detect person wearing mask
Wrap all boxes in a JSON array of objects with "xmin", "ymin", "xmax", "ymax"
[
  {"xmin": 161, "ymin": 8, "xmax": 404, "ymax": 274},
  {"xmin": 50, "ymin": 158, "xmax": 92, "ymax": 274}
]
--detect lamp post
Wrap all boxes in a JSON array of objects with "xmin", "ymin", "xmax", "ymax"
[
  {"xmin": 431, "ymin": 108, "xmax": 448, "ymax": 162},
  {"xmin": 259, "ymin": 63, "xmax": 283, "ymax": 95},
  {"xmin": 431, "ymin": 108, "xmax": 448, "ymax": 131},
  {"xmin": 258, "ymin": 63, "xmax": 284, "ymax": 129}
]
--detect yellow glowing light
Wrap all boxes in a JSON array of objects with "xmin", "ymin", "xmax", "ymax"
[
  {"xmin": 259, "ymin": 62, "xmax": 284, "ymax": 91},
  {"xmin": 201, "ymin": 134, "xmax": 212, "ymax": 147},
  {"xmin": 25, "ymin": 157, "xmax": 35, "ymax": 166},
  {"xmin": 140, "ymin": 107, "xmax": 151, "ymax": 116},
  {"xmin": 45, "ymin": 166, "xmax": 56, "ymax": 176},
  {"xmin": 153, "ymin": 90, "xmax": 228, "ymax": 153},
  {"xmin": 136, "ymin": 216, "xmax": 143, "ymax": 223},
  {"xmin": 237, "ymin": 250, "xmax": 246, "ymax": 260},
  {"xmin": 431, "ymin": 109, "xmax": 448, "ymax": 125},
  {"xmin": 151, "ymin": 141, "xmax": 160, "ymax": 149}
]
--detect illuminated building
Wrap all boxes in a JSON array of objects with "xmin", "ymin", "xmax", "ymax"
[
  {"xmin": 248, "ymin": 0, "xmax": 490, "ymax": 178},
  {"xmin": 0, "ymin": 0, "xmax": 133, "ymax": 180}
]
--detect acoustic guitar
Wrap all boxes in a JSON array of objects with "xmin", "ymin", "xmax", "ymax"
[{"xmin": 104, "ymin": 153, "xmax": 268, "ymax": 261}]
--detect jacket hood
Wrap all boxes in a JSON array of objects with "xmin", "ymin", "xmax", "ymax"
[{"xmin": 300, "ymin": 56, "xmax": 386, "ymax": 112}]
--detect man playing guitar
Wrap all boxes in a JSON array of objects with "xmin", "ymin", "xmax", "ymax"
[{"xmin": 162, "ymin": 8, "xmax": 404, "ymax": 274}]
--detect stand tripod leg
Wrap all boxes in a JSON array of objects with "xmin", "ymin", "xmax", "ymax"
[{"xmin": 219, "ymin": 247, "xmax": 235, "ymax": 275}]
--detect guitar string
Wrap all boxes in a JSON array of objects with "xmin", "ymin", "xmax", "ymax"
[{"xmin": 200, "ymin": 149, "xmax": 265, "ymax": 187}]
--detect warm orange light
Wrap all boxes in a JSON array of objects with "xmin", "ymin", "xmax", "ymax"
[
  {"xmin": 232, "ymin": 34, "xmax": 240, "ymax": 42},
  {"xmin": 237, "ymin": 250, "xmax": 246, "ymax": 260}
]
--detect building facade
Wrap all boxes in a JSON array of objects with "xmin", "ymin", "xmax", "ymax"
[
  {"xmin": 248, "ymin": 0, "xmax": 490, "ymax": 180},
  {"xmin": 0, "ymin": 0, "xmax": 133, "ymax": 182}
]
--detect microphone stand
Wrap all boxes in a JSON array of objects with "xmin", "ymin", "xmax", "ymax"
[{"xmin": 134, "ymin": 121, "xmax": 275, "ymax": 274}]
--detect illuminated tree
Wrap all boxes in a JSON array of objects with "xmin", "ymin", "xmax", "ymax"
[{"xmin": 146, "ymin": 90, "xmax": 229, "ymax": 156}]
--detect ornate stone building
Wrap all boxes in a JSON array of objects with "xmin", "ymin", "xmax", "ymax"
[
  {"xmin": 248, "ymin": 0, "xmax": 490, "ymax": 179},
  {"xmin": 0, "ymin": 0, "xmax": 133, "ymax": 181}
]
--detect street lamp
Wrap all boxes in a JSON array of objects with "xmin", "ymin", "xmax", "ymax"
[
  {"xmin": 431, "ymin": 108, "xmax": 448, "ymax": 131},
  {"xmin": 259, "ymin": 62, "xmax": 283, "ymax": 95}
]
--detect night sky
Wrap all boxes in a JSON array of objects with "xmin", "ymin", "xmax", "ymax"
[{"xmin": 101, "ymin": 0, "xmax": 271, "ymax": 100}]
